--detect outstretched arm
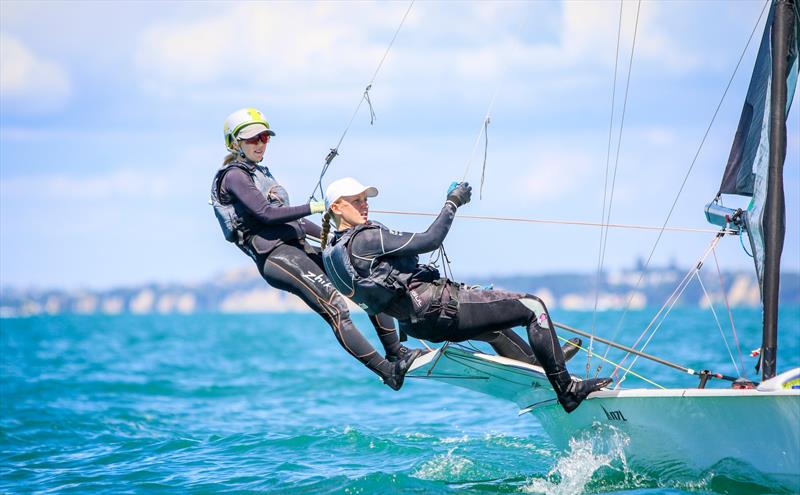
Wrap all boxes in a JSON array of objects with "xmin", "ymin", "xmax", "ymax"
[
  {"xmin": 351, "ymin": 182, "xmax": 472, "ymax": 257},
  {"xmin": 222, "ymin": 168, "xmax": 312, "ymax": 225}
]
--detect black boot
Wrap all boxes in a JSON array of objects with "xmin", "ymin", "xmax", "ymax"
[
  {"xmin": 527, "ymin": 318, "xmax": 609, "ymax": 412},
  {"xmin": 547, "ymin": 370, "xmax": 612, "ymax": 413},
  {"xmin": 383, "ymin": 348, "xmax": 427, "ymax": 391},
  {"xmin": 386, "ymin": 345, "xmax": 425, "ymax": 363}
]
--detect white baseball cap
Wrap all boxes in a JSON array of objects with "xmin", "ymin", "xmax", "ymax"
[{"xmin": 325, "ymin": 177, "xmax": 379, "ymax": 206}]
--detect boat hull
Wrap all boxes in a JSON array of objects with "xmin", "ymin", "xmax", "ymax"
[
  {"xmin": 408, "ymin": 347, "xmax": 800, "ymax": 484},
  {"xmin": 530, "ymin": 390, "xmax": 799, "ymax": 483}
]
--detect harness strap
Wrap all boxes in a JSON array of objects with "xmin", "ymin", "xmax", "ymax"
[{"xmin": 426, "ymin": 279, "xmax": 460, "ymax": 327}]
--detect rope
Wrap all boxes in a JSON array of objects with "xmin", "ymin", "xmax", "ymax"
[
  {"xmin": 364, "ymin": 85, "xmax": 377, "ymax": 125},
  {"xmin": 462, "ymin": 90, "xmax": 498, "ymax": 184},
  {"xmin": 740, "ymin": 229, "xmax": 755, "ymax": 257},
  {"xmin": 556, "ymin": 321, "xmax": 740, "ymax": 384},
  {"xmin": 308, "ymin": 0, "xmax": 415, "ymax": 201},
  {"xmin": 597, "ymin": 0, "xmax": 771, "ymax": 373},
  {"xmin": 695, "ymin": 270, "xmax": 740, "ymax": 375},
  {"xmin": 589, "ymin": 0, "xmax": 626, "ymax": 379},
  {"xmin": 557, "ymin": 335, "xmax": 665, "ymax": 389},
  {"xmin": 614, "ymin": 234, "xmax": 724, "ymax": 386},
  {"xmin": 369, "ymin": 209, "xmax": 738, "ymax": 234},
  {"xmin": 479, "ymin": 117, "xmax": 490, "ymax": 199},
  {"xmin": 712, "ymin": 248, "xmax": 747, "ymax": 378},
  {"xmin": 612, "ymin": 266, "xmax": 697, "ymax": 386},
  {"xmin": 614, "ymin": 234, "xmax": 721, "ymax": 366}
]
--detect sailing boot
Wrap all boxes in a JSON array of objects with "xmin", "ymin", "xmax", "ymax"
[
  {"xmin": 526, "ymin": 317, "xmax": 611, "ymax": 413},
  {"xmin": 547, "ymin": 370, "xmax": 613, "ymax": 413},
  {"xmin": 387, "ymin": 345, "xmax": 427, "ymax": 363},
  {"xmin": 382, "ymin": 348, "xmax": 427, "ymax": 391}
]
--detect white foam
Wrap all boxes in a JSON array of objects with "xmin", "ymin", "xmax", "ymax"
[
  {"xmin": 412, "ymin": 447, "xmax": 475, "ymax": 480},
  {"xmin": 522, "ymin": 425, "xmax": 630, "ymax": 495}
]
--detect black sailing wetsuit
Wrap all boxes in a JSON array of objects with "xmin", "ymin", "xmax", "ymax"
[
  {"xmin": 217, "ymin": 161, "xmax": 404, "ymax": 381},
  {"xmin": 328, "ymin": 200, "xmax": 565, "ymax": 366},
  {"xmin": 324, "ymin": 189, "xmax": 612, "ymax": 411}
]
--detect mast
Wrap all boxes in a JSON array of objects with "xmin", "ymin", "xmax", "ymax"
[{"xmin": 762, "ymin": 0, "xmax": 794, "ymax": 380}]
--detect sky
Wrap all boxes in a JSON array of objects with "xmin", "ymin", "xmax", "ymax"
[{"xmin": 1, "ymin": 0, "xmax": 798, "ymax": 291}]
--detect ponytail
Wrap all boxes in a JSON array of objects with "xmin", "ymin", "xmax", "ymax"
[
  {"xmin": 320, "ymin": 210, "xmax": 332, "ymax": 249},
  {"xmin": 222, "ymin": 152, "xmax": 238, "ymax": 166}
]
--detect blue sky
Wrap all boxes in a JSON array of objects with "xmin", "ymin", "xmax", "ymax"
[{"xmin": 1, "ymin": 0, "xmax": 798, "ymax": 290}]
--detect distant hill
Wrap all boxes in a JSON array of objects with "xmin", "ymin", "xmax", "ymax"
[{"xmin": 2, "ymin": 264, "xmax": 798, "ymax": 318}]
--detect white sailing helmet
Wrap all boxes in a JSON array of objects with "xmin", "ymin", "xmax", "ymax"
[
  {"xmin": 325, "ymin": 177, "xmax": 379, "ymax": 207},
  {"xmin": 223, "ymin": 108, "xmax": 276, "ymax": 151}
]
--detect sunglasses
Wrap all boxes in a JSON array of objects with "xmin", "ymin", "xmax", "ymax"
[{"xmin": 240, "ymin": 133, "xmax": 271, "ymax": 144}]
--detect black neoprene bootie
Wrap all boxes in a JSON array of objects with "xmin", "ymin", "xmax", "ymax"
[
  {"xmin": 386, "ymin": 345, "xmax": 425, "ymax": 363},
  {"xmin": 383, "ymin": 348, "xmax": 426, "ymax": 391},
  {"xmin": 547, "ymin": 370, "xmax": 612, "ymax": 413}
]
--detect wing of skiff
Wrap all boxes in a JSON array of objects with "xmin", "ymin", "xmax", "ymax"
[{"xmin": 406, "ymin": 346, "xmax": 559, "ymax": 409}]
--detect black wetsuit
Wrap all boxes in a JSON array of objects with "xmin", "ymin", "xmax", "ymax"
[
  {"xmin": 335, "ymin": 201, "xmax": 558, "ymax": 365},
  {"xmin": 324, "ymin": 189, "xmax": 611, "ymax": 411},
  {"xmin": 218, "ymin": 163, "xmax": 403, "ymax": 381}
]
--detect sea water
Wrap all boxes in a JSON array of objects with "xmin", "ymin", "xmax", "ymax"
[{"xmin": 2, "ymin": 307, "xmax": 799, "ymax": 494}]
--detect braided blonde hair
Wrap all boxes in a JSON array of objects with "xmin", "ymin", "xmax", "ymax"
[{"xmin": 320, "ymin": 210, "xmax": 333, "ymax": 249}]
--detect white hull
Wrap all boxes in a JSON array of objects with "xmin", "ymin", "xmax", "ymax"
[{"xmin": 408, "ymin": 347, "xmax": 800, "ymax": 483}]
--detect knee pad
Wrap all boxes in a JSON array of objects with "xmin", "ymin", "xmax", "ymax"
[
  {"xmin": 517, "ymin": 296, "xmax": 552, "ymax": 330},
  {"xmin": 326, "ymin": 293, "xmax": 351, "ymax": 318}
]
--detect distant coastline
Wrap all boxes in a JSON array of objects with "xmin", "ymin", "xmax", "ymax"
[{"xmin": 2, "ymin": 263, "xmax": 798, "ymax": 318}]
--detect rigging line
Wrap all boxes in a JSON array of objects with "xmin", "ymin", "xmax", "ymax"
[
  {"xmin": 695, "ymin": 270, "xmax": 741, "ymax": 376},
  {"xmin": 611, "ymin": 264, "xmax": 698, "ymax": 383},
  {"xmin": 598, "ymin": 0, "xmax": 771, "ymax": 368},
  {"xmin": 595, "ymin": 0, "xmax": 642, "ymax": 352},
  {"xmin": 554, "ymin": 321, "xmax": 729, "ymax": 383},
  {"xmin": 739, "ymin": 228, "xmax": 755, "ymax": 257},
  {"xmin": 597, "ymin": 0, "xmax": 643, "ymax": 301},
  {"xmin": 590, "ymin": 0, "xmax": 643, "ymax": 377},
  {"xmin": 615, "ymin": 269, "xmax": 698, "ymax": 388},
  {"xmin": 712, "ymin": 248, "xmax": 747, "ymax": 378},
  {"xmin": 439, "ymin": 244, "xmax": 454, "ymax": 279},
  {"xmin": 589, "ymin": 0, "xmax": 626, "ymax": 379},
  {"xmin": 479, "ymin": 116, "xmax": 490, "ymax": 200},
  {"xmin": 617, "ymin": 267, "xmax": 729, "ymax": 388},
  {"xmin": 369, "ymin": 209, "xmax": 738, "ymax": 234},
  {"xmin": 610, "ymin": 234, "xmax": 722, "ymax": 380},
  {"xmin": 308, "ymin": 0, "xmax": 416, "ymax": 201},
  {"xmin": 615, "ymin": 236, "xmax": 724, "ymax": 387},
  {"xmin": 557, "ymin": 335, "xmax": 665, "ymax": 389},
  {"xmin": 462, "ymin": 89, "xmax": 499, "ymax": 182}
]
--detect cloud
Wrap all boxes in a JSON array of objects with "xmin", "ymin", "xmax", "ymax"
[
  {"xmin": 0, "ymin": 32, "xmax": 71, "ymax": 110},
  {"xmin": 132, "ymin": 2, "xmax": 707, "ymax": 106},
  {"xmin": 514, "ymin": 148, "xmax": 595, "ymax": 203},
  {"xmin": 135, "ymin": 3, "xmax": 400, "ymax": 98}
]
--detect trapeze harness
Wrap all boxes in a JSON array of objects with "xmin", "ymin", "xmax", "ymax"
[
  {"xmin": 210, "ymin": 159, "xmax": 314, "ymax": 257},
  {"xmin": 323, "ymin": 222, "xmax": 459, "ymax": 334},
  {"xmin": 209, "ymin": 159, "xmax": 409, "ymax": 382}
]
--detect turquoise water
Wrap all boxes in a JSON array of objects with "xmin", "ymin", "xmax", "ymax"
[{"xmin": 2, "ymin": 308, "xmax": 799, "ymax": 494}]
